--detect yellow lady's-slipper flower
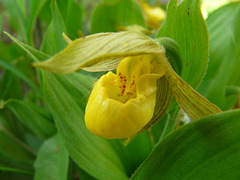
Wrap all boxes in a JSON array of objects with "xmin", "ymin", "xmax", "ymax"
[
  {"xmin": 85, "ymin": 55, "xmax": 165, "ymax": 139},
  {"xmin": 33, "ymin": 31, "xmax": 222, "ymax": 140}
]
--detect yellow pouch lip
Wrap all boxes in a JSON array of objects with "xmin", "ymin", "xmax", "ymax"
[{"xmin": 85, "ymin": 71, "xmax": 163, "ymax": 139}]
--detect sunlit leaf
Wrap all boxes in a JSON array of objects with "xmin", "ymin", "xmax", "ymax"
[
  {"xmin": 157, "ymin": 0, "xmax": 208, "ymax": 88},
  {"xmin": 131, "ymin": 110, "xmax": 240, "ymax": 179},
  {"xmin": 198, "ymin": 2, "xmax": 240, "ymax": 109}
]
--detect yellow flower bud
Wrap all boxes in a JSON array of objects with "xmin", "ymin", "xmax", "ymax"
[{"xmin": 139, "ymin": 2, "xmax": 166, "ymax": 29}]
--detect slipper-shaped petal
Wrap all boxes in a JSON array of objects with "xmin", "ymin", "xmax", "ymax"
[{"xmin": 85, "ymin": 55, "xmax": 164, "ymax": 138}]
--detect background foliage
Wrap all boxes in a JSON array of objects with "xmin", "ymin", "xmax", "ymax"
[{"xmin": 0, "ymin": 0, "xmax": 239, "ymax": 179}]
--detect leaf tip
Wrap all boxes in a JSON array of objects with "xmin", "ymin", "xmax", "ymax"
[
  {"xmin": 3, "ymin": 31, "xmax": 11, "ymax": 38},
  {"xmin": 62, "ymin": 32, "xmax": 72, "ymax": 44}
]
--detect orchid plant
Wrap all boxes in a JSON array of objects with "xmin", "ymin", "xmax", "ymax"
[
  {"xmin": 33, "ymin": 31, "xmax": 221, "ymax": 141},
  {"xmin": 0, "ymin": 0, "xmax": 240, "ymax": 179}
]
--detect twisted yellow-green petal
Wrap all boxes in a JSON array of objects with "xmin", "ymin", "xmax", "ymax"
[{"xmin": 33, "ymin": 31, "xmax": 164, "ymax": 74}]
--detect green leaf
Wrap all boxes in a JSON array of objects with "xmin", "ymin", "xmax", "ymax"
[
  {"xmin": 0, "ymin": 171, "xmax": 33, "ymax": 180},
  {"xmin": 152, "ymin": 108, "xmax": 180, "ymax": 144},
  {"xmin": 27, "ymin": 0, "xmax": 48, "ymax": 45},
  {"xmin": 157, "ymin": 0, "xmax": 208, "ymax": 88},
  {"xmin": 0, "ymin": 70, "xmax": 22, "ymax": 100},
  {"xmin": 75, "ymin": 166, "xmax": 96, "ymax": 180},
  {"xmin": 16, "ymin": 0, "xmax": 27, "ymax": 17},
  {"xmin": 64, "ymin": 0, "xmax": 83, "ymax": 39},
  {"xmin": 4, "ymin": 31, "xmax": 49, "ymax": 62},
  {"xmin": 45, "ymin": 0, "xmax": 82, "ymax": 40},
  {"xmin": 156, "ymin": 37, "xmax": 182, "ymax": 75},
  {"xmin": 1, "ymin": 0, "xmax": 27, "ymax": 41},
  {"xmin": 40, "ymin": 0, "xmax": 67, "ymax": 55},
  {"xmin": 0, "ymin": 167, "xmax": 33, "ymax": 175},
  {"xmin": 2, "ymin": 99, "xmax": 56, "ymax": 139},
  {"xmin": 91, "ymin": 0, "xmax": 145, "ymax": 33},
  {"xmin": 228, "ymin": 4, "xmax": 240, "ymax": 86},
  {"xmin": 34, "ymin": 134, "xmax": 69, "ymax": 180},
  {"xmin": 0, "ymin": 57, "xmax": 40, "ymax": 94},
  {"xmin": 25, "ymin": 134, "xmax": 43, "ymax": 154},
  {"xmin": 204, "ymin": 2, "xmax": 240, "ymax": 81},
  {"xmin": 0, "ymin": 106, "xmax": 26, "ymax": 140},
  {"xmin": 121, "ymin": 132, "xmax": 153, "ymax": 175},
  {"xmin": 38, "ymin": 0, "xmax": 52, "ymax": 25},
  {"xmin": 101, "ymin": 0, "xmax": 120, "ymax": 6},
  {"xmin": 42, "ymin": 71, "xmax": 128, "ymax": 180},
  {"xmin": 0, "ymin": 123, "xmax": 35, "ymax": 171},
  {"xmin": 48, "ymin": 70, "xmax": 151, "ymax": 176},
  {"xmin": 197, "ymin": 2, "xmax": 240, "ymax": 109},
  {"xmin": 131, "ymin": 109, "xmax": 240, "ymax": 179}
]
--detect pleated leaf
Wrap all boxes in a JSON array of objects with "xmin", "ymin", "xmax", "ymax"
[
  {"xmin": 3, "ymin": 30, "xmax": 128, "ymax": 179},
  {"xmin": 64, "ymin": 0, "xmax": 83, "ymax": 39},
  {"xmin": 0, "ymin": 57, "xmax": 40, "ymax": 94},
  {"xmin": 42, "ymin": 71, "xmax": 128, "ymax": 180},
  {"xmin": 34, "ymin": 134, "xmax": 69, "ymax": 180},
  {"xmin": 198, "ymin": 2, "xmax": 240, "ymax": 109},
  {"xmin": 40, "ymin": 0, "xmax": 67, "ymax": 55},
  {"xmin": 0, "ymin": 122, "xmax": 35, "ymax": 171},
  {"xmin": 27, "ymin": 0, "xmax": 48, "ymax": 45},
  {"xmin": 157, "ymin": 0, "xmax": 208, "ymax": 88},
  {"xmin": 131, "ymin": 110, "xmax": 240, "ymax": 179},
  {"xmin": 2, "ymin": 99, "xmax": 56, "ymax": 139}
]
